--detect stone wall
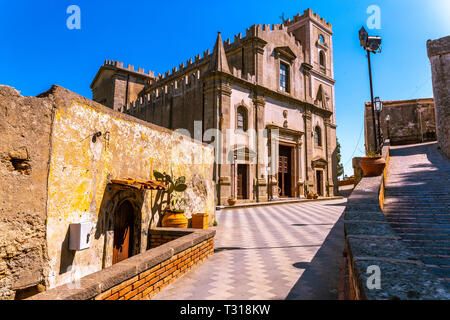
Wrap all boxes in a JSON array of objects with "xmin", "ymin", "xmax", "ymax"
[
  {"xmin": 427, "ymin": 36, "xmax": 450, "ymax": 158},
  {"xmin": 28, "ymin": 228, "xmax": 215, "ymax": 300},
  {"xmin": 0, "ymin": 86, "xmax": 54, "ymax": 299},
  {"xmin": 364, "ymin": 99, "xmax": 435, "ymax": 153},
  {"xmin": 0, "ymin": 85, "xmax": 215, "ymax": 299},
  {"xmin": 344, "ymin": 144, "xmax": 449, "ymax": 299}
]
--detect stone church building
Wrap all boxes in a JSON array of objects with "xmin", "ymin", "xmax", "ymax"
[{"xmin": 91, "ymin": 9, "xmax": 338, "ymax": 204}]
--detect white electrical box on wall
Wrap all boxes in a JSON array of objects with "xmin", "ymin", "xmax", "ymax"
[{"xmin": 69, "ymin": 222, "xmax": 92, "ymax": 251}]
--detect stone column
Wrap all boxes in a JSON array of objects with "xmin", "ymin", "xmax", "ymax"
[{"xmin": 427, "ymin": 36, "xmax": 450, "ymax": 158}]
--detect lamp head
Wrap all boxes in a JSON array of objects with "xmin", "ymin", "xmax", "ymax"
[
  {"xmin": 359, "ymin": 26, "xmax": 368, "ymax": 47},
  {"xmin": 367, "ymin": 36, "xmax": 382, "ymax": 53},
  {"xmin": 374, "ymin": 97, "xmax": 383, "ymax": 112}
]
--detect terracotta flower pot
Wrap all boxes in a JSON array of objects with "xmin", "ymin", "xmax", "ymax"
[
  {"xmin": 360, "ymin": 156, "xmax": 386, "ymax": 177},
  {"xmin": 192, "ymin": 213, "xmax": 209, "ymax": 229},
  {"xmin": 227, "ymin": 198, "xmax": 237, "ymax": 206},
  {"xmin": 161, "ymin": 210, "xmax": 188, "ymax": 228}
]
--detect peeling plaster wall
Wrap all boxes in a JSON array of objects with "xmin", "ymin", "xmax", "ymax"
[
  {"xmin": 44, "ymin": 87, "xmax": 215, "ymax": 289},
  {"xmin": 0, "ymin": 85, "xmax": 215, "ymax": 296}
]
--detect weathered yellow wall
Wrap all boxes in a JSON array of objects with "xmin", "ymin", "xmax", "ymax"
[{"xmin": 45, "ymin": 88, "xmax": 215, "ymax": 289}]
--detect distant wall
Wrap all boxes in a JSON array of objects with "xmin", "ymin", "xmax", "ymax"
[
  {"xmin": 364, "ymin": 99, "xmax": 435, "ymax": 153},
  {"xmin": 427, "ymin": 36, "xmax": 450, "ymax": 158}
]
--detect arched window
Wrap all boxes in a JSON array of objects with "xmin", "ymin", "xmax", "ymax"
[
  {"xmin": 236, "ymin": 106, "xmax": 248, "ymax": 132},
  {"xmin": 319, "ymin": 34, "xmax": 325, "ymax": 44},
  {"xmin": 319, "ymin": 51, "xmax": 326, "ymax": 69},
  {"xmin": 314, "ymin": 126, "xmax": 322, "ymax": 147}
]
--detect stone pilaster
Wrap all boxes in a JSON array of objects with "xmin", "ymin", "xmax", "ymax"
[
  {"xmin": 219, "ymin": 82, "xmax": 233, "ymax": 205},
  {"xmin": 303, "ymin": 110, "xmax": 314, "ymax": 191},
  {"xmin": 253, "ymin": 94, "xmax": 266, "ymax": 202},
  {"xmin": 325, "ymin": 118, "xmax": 337, "ymax": 196}
]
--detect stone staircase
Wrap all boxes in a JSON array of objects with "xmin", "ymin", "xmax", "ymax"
[{"xmin": 384, "ymin": 142, "xmax": 450, "ymax": 288}]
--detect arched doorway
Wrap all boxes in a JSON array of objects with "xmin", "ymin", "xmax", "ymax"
[{"xmin": 113, "ymin": 200, "xmax": 135, "ymax": 264}]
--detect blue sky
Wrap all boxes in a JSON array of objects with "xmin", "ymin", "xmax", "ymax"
[{"xmin": 0, "ymin": 0, "xmax": 448, "ymax": 176}]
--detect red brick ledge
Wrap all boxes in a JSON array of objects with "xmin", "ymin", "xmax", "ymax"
[{"xmin": 27, "ymin": 228, "xmax": 215, "ymax": 300}]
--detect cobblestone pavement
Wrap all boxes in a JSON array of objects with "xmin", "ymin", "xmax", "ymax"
[
  {"xmin": 153, "ymin": 199, "xmax": 347, "ymax": 300},
  {"xmin": 385, "ymin": 142, "xmax": 450, "ymax": 288}
]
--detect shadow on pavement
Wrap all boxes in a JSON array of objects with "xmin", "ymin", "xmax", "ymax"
[{"xmin": 285, "ymin": 210, "xmax": 346, "ymax": 300}]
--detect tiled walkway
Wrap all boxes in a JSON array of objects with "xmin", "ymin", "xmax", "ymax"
[
  {"xmin": 154, "ymin": 199, "xmax": 346, "ymax": 300},
  {"xmin": 385, "ymin": 142, "xmax": 450, "ymax": 288}
]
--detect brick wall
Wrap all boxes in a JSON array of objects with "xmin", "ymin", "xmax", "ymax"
[
  {"xmin": 28, "ymin": 228, "xmax": 215, "ymax": 300},
  {"xmin": 148, "ymin": 230, "xmax": 188, "ymax": 249},
  {"xmin": 94, "ymin": 238, "xmax": 214, "ymax": 300}
]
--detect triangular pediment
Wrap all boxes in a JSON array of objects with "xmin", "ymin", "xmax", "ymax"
[
  {"xmin": 312, "ymin": 157, "xmax": 328, "ymax": 168},
  {"xmin": 274, "ymin": 46, "xmax": 297, "ymax": 61}
]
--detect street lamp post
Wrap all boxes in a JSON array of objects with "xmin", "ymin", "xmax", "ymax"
[
  {"xmin": 417, "ymin": 104, "xmax": 424, "ymax": 143},
  {"xmin": 374, "ymin": 97, "xmax": 383, "ymax": 150},
  {"xmin": 385, "ymin": 114, "xmax": 391, "ymax": 140},
  {"xmin": 359, "ymin": 26, "xmax": 382, "ymax": 154}
]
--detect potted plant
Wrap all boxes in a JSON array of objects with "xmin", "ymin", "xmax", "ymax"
[
  {"xmin": 153, "ymin": 169, "xmax": 189, "ymax": 228},
  {"xmin": 227, "ymin": 196, "xmax": 237, "ymax": 206},
  {"xmin": 306, "ymin": 188, "xmax": 318, "ymax": 199},
  {"xmin": 359, "ymin": 151, "xmax": 386, "ymax": 177}
]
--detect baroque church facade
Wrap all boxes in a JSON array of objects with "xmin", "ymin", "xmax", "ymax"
[{"xmin": 90, "ymin": 9, "xmax": 338, "ymax": 205}]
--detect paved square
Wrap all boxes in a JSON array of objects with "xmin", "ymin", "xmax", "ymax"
[{"xmin": 154, "ymin": 199, "xmax": 346, "ymax": 300}]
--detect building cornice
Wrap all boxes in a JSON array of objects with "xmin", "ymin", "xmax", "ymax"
[
  {"xmin": 364, "ymin": 98, "xmax": 434, "ymax": 107},
  {"xmin": 266, "ymin": 124, "xmax": 304, "ymax": 136},
  {"xmin": 309, "ymin": 69, "xmax": 336, "ymax": 84},
  {"xmin": 91, "ymin": 63, "xmax": 155, "ymax": 89}
]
